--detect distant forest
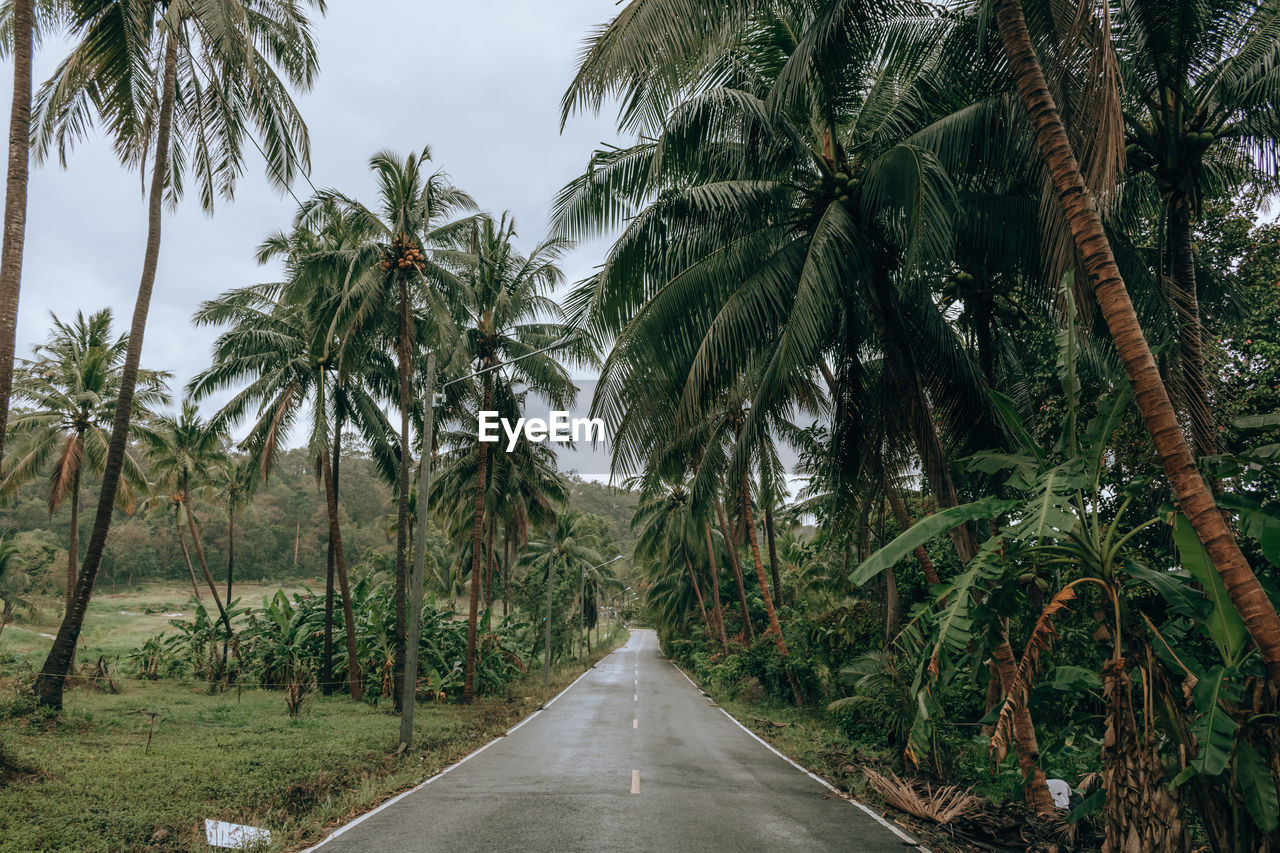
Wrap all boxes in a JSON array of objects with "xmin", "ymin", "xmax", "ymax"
[{"xmin": 0, "ymin": 443, "xmax": 638, "ymax": 597}]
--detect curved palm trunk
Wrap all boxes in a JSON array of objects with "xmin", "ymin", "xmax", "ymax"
[
  {"xmin": 320, "ymin": 450, "xmax": 362, "ymax": 700},
  {"xmin": 182, "ymin": 482, "xmax": 231, "ymax": 639},
  {"xmin": 994, "ymin": 0, "xmax": 1280, "ymax": 684},
  {"xmin": 741, "ymin": 473, "xmax": 786, "ymax": 653},
  {"xmin": 763, "ymin": 502, "xmax": 782, "ymax": 608},
  {"xmin": 175, "ymin": 519, "xmax": 201, "ymax": 600},
  {"xmin": 681, "ymin": 546, "xmax": 712, "ymax": 640},
  {"xmin": 66, "ymin": 466, "xmax": 81, "ymax": 615},
  {"xmin": 0, "ymin": 0, "xmax": 33, "ymax": 478},
  {"xmin": 463, "ymin": 372, "xmax": 492, "ymax": 703},
  {"xmin": 715, "ymin": 498, "xmax": 753, "ymax": 641},
  {"xmin": 35, "ymin": 34, "xmax": 179, "ymax": 709},
  {"xmin": 703, "ymin": 520, "xmax": 730, "ymax": 654},
  {"xmin": 393, "ymin": 279, "xmax": 412, "ymax": 710}
]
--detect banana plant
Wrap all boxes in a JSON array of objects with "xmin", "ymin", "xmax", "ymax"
[{"xmin": 850, "ymin": 287, "xmax": 1269, "ymax": 847}]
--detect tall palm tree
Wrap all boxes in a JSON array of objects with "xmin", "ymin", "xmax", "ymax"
[
  {"xmin": 991, "ymin": 0, "xmax": 1280, "ymax": 683},
  {"xmin": 447, "ymin": 212, "xmax": 594, "ymax": 702},
  {"xmin": 143, "ymin": 401, "xmax": 232, "ymax": 636},
  {"xmin": 0, "ymin": 0, "xmax": 66, "ymax": 477},
  {"xmin": 1, "ymin": 309, "xmax": 168, "ymax": 612},
  {"xmin": 314, "ymin": 148, "xmax": 475, "ymax": 707},
  {"xmin": 1114, "ymin": 0, "xmax": 1280, "ymax": 463},
  {"xmin": 190, "ymin": 208, "xmax": 395, "ymax": 701},
  {"xmin": 33, "ymin": 0, "xmax": 321, "ymax": 709}
]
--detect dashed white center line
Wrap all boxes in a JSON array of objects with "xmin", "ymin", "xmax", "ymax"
[
  {"xmin": 633, "ymin": 718, "xmax": 638, "ymax": 729},
  {"xmin": 634, "ymin": 693, "xmax": 638, "ymax": 701},
  {"xmin": 631, "ymin": 769, "xmax": 640, "ymax": 794}
]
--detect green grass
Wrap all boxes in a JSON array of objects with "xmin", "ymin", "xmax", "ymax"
[
  {"xmin": 1, "ymin": 582, "xmax": 311, "ymax": 667},
  {"xmin": 0, "ymin": 628, "xmax": 628, "ymax": 853}
]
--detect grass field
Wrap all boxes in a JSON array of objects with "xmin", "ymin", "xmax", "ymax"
[
  {"xmin": 0, "ymin": 626, "xmax": 628, "ymax": 852},
  {"xmin": 1, "ymin": 582, "xmax": 313, "ymax": 667}
]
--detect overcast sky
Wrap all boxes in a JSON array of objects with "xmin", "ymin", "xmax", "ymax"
[{"xmin": 4, "ymin": 1, "xmax": 621, "ymax": 425}]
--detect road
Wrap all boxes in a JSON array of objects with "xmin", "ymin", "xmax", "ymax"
[{"xmin": 306, "ymin": 629, "xmax": 921, "ymax": 852}]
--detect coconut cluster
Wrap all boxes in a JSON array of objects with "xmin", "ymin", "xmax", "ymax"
[
  {"xmin": 816, "ymin": 168, "xmax": 859, "ymax": 204},
  {"xmin": 379, "ymin": 234, "xmax": 426, "ymax": 273}
]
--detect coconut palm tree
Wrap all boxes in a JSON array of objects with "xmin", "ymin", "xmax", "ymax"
[
  {"xmin": 1, "ymin": 309, "xmax": 168, "ymax": 613},
  {"xmin": 33, "ymin": 0, "xmax": 321, "ymax": 710},
  {"xmin": 990, "ymin": 0, "xmax": 1280, "ymax": 683},
  {"xmin": 445, "ymin": 212, "xmax": 594, "ymax": 702},
  {"xmin": 312, "ymin": 148, "xmax": 475, "ymax": 707},
  {"xmin": 1113, "ymin": 0, "xmax": 1280, "ymax": 464},
  {"xmin": 0, "ymin": 0, "xmax": 67, "ymax": 478},
  {"xmin": 190, "ymin": 207, "xmax": 396, "ymax": 701},
  {"xmin": 143, "ymin": 401, "xmax": 232, "ymax": 637}
]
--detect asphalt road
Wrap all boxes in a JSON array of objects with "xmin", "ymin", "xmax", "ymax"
[{"xmin": 307, "ymin": 629, "xmax": 921, "ymax": 852}]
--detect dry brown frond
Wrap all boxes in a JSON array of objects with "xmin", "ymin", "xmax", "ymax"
[{"xmin": 862, "ymin": 766, "xmax": 981, "ymax": 824}]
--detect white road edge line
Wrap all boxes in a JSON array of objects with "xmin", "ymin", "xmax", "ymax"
[
  {"xmin": 669, "ymin": 661, "xmax": 929, "ymax": 853},
  {"xmin": 300, "ymin": 648, "xmax": 619, "ymax": 852}
]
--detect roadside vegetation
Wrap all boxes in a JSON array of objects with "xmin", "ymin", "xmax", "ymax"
[
  {"xmin": 0, "ymin": 632, "xmax": 626, "ymax": 853},
  {"xmin": 0, "ymin": 1, "xmax": 1278, "ymax": 852}
]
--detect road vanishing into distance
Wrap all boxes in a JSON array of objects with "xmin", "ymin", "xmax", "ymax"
[{"xmin": 305, "ymin": 630, "xmax": 922, "ymax": 852}]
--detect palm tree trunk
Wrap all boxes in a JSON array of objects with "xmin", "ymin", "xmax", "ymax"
[
  {"xmin": 503, "ymin": 532, "xmax": 512, "ymax": 618},
  {"xmin": 703, "ymin": 520, "xmax": 730, "ymax": 655},
  {"xmin": 741, "ymin": 473, "xmax": 786, "ymax": 654},
  {"xmin": 463, "ymin": 372, "xmax": 492, "ymax": 703},
  {"xmin": 763, "ymin": 502, "xmax": 782, "ymax": 608},
  {"xmin": 885, "ymin": 482, "xmax": 942, "ymax": 587},
  {"xmin": 35, "ymin": 33, "xmax": 179, "ymax": 709},
  {"xmin": 393, "ymin": 279, "xmax": 413, "ymax": 711},
  {"xmin": 222, "ymin": 503, "xmax": 235, "ymax": 673},
  {"xmin": 1167, "ymin": 197, "xmax": 1218, "ymax": 474},
  {"xmin": 320, "ymin": 450, "xmax": 361, "ymax": 700},
  {"xmin": 0, "ymin": 0, "xmax": 33, "ymax": 480},
  {"xmin": 175, "ymin": 519, "xmax": 201, "ymax": 600},
  {"xmin": 681, "ymin": 546, "xmax": 712, "ymax": 640},
  {"xmin": 183, "ymin": 483, "xmax": 231, "ymax": 639},
  {"xmin": 322, "ymin": 536, "xmax": 335, "ymax": 694},
  {"xmin": 485, "ymin": 516, "xmax": 497, "ymax": 610},
  {"xmin": 994, "ymin": 0, "xmax": 1280, "ymax": 684},
  {"xmin": 66, "ymin": 466, "xmax": 80, "ymax": 616},
  {"xmin": 322, "ymin": 408, "xmax": 342, "ymax": 694},
  {"xmin": 715, "ymin": 498, "xmax": 753, "ymax": 641}
]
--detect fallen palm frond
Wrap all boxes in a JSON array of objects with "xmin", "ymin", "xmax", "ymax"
[{"xmin": 862, "ymin": 766, "xmax": 981, "ymax": 823}]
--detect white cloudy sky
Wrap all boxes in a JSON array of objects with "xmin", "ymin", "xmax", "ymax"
[{"xmin": 4, "ymin": 0, "xmax": 622, "ymax": 422}]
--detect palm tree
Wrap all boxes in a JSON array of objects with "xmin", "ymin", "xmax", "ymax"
[
  {"xmin": 448, "ymin": 212, "xmax": 594, "ymax": 702},
  {"xmin": 1, "ymin": 309, "xmax": 168, "ymax": 613},
  {"xmin": 520, "ymin": 511, "xmax": 605, "ymax": 668},
  {"xmin": 33, "ymin": 0, "xmax": 321, "ymax": 710},
  {"xmin": 632, "ymin": 478, "xmax": 723, "ymax": 649},
  {"xmin": 1114, "ymin": 0, "xmax": 1280, "ymax": 464},
  {"xmin": 143, "ymin": 401, "xmax": 232, "ymax": 637},
  {"xmin": 190, "ymin": 208, "xmax": 395, "ymax": 701},
  {"xmin": 314, "ymin": 147, "xmax": 475, "ymax": 707},
  {"xmin": 0, "ymin": 0, "xmax": 66, "ymax": 477},
  {"xmin": 990, "ymin": 0, "xmax": 1280, "ymax": 683}
]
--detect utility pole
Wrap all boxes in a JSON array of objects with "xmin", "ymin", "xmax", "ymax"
[{"xmin": 399, "ymin": 354, "xmax": 435, "ymax": 753}]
